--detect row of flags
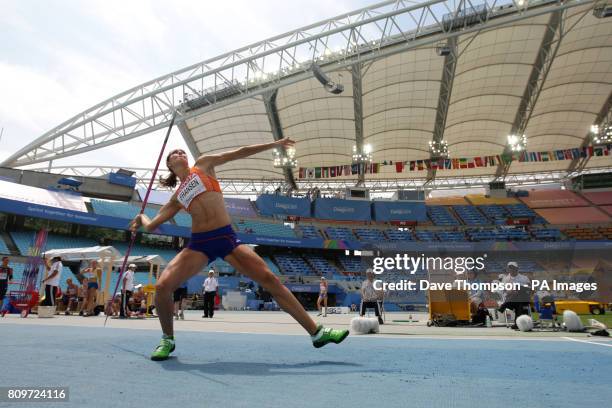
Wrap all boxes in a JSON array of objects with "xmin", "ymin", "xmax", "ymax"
[
  {"xmin": 298, "ymin": 163, "xmax": 381, "ymax": 179},
  {"xmin": 297, "ymin": 144, "xmax": 611, "ymax": 178}
]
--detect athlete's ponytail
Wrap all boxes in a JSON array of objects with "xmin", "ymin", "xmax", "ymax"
[
  {"xmin": 160, "ymin": 170, "xmax": 178, "ymax": 188},
  {"xmin": 160, "ymin": 150, "xmax": 180, "ymax": 188}
]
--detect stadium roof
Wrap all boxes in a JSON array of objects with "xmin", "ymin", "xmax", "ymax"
[{"xmin": 4, "ymin": 0, "xmax": 612, "ymax": 193}]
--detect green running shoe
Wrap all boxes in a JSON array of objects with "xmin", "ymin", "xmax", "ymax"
[
  {"xmin": 150, "ymin": 337, "xmax": 175, "ymax": 361},
  {"xmin": 312, "ymin": 325, "xmax": 349, "ymax": 348}
]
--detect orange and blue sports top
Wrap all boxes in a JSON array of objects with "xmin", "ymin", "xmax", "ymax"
[{"xmin": 176, "ymin": 167, "xmax": 222, "ymax": 211}]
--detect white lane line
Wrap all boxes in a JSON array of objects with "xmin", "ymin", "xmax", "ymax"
[{"xmin": 563, "ymin": 336, "xmax": 612, "ymax": 348}]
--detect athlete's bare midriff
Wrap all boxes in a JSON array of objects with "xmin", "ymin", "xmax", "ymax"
[
  {"xmin": 176, "ymin": 164, "xmax": 231, "ymax": 233},
  {"xmin": 187, "ymin": 192, "xmax": 232, "ymax": 232}
]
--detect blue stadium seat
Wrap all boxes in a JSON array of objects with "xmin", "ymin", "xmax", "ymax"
[
  {"xmin": 338, "ymin": 256, "xmax": 365, "ymax": 273},
  {"xmin": 452, "ymin": 205, "xmax": 489, "ymax": 226},
  {"xmin": 531, "ymin": 228, "xmax": 562, "ymax": 241},
  {"xmin": 435, "ymin": 231, "xmax": 466, "ymax": 241},
  {"xmin": 385, "ymin": 229, "xmax": 414, "ymax": 241},
  {"xmin": 10, "ymin": 232, "xmax": 97, "ymax": 255},
  {"xmin": 415, "ymin": 230, "xmax": 435, "ymax": 241},
  {"xmin": 307, "ymin": 255, "xmax": 340, "ymax": 276},
  {"xmin": 353, "ymin": 228, "xmax": 386, "ymax": 242},
  {"xmin": 298, "ymin": 225, "xmax": 322, "ymax": 239},
  {"xmin": 234, "ymin": 220, "xmax": 296, "ymax": 238},
  {"xmin": 478, "ymin": 205, "xmax": 508, "ymax": 224},
  {"xmin": 274, "ymin": 253, "xmax": 316, "ymax": 276},
  {"xmin": 90, "ymin": 199, "xmax": 162, "ymax": 222},
  {"xmin": 505, "ymin": 204, "xmax": 537, "ymax": 219},
  {"xmin": 427, "ymin": 206, "xmax": 460, "ymax": 226},
  {"xmin": 325, "ymin": 227, "xmax": 356, "ymax": 241},
  {"xmin": 0, "ymin": 237, "xmax": 10, "ymax": 255}
]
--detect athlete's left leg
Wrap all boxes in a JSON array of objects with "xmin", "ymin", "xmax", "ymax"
[
  {"xmin": 225, "ymin": 245, "xmax": 317, "ymax": 334},
  {"xmin": 225, "ymin": 245, "xmax": 349, "ymax": 347}
]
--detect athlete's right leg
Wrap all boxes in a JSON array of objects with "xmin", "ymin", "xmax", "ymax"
[
  {"xmin": 155, "ymin": 248, "xmax": 208, "ymax": 337},
  {"xmin": 151, "ymin": 249, "xmax": 208, "ymax": 361}
]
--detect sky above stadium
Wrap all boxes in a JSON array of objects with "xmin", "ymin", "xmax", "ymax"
[{"xmin": 0, "ymin": 0, "xmax": 373, "ymax": 171}]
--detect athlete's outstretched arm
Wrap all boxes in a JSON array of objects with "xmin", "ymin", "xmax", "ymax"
[
  {"xmin": 196, "ymin": 138, "xmax": 295, "ymax": 168},
  {"xmin": 130, "ymin": 195, "xmax": 182, "ymax": 233}
]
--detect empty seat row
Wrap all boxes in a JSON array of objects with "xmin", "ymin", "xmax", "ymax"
[
  {"xmin": 325, "ymin": 227, "xmax": 356, "ymax": 241},
  {"xmin": 453, "ymin": 205, "xmax": 489, "ymax": 226},
  {"xmin": 308, "ymin": 255, "xmax": 339, "ymax": 275},
  {"xmin": 353, "ymin": 228, "xmax": 386, "ymax": 242},
  {"xmin": 274, "ymin": 254, "xmax": 316, "ymax": 276},
  {"xmin": 234, "ymin": 220, "xmax": 296, "ymax": 238},
  {"xmin": 10, "ymin": 232, "xmax": 97, "ymax": 255},
  {"xmin": 427, "ymin": 206, "xmax": 460, "ymax": 226}
]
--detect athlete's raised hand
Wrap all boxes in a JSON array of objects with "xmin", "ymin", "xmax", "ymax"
[{"xmin": 275, "ymin": 138, "xmax": 295, "ymax": 148}]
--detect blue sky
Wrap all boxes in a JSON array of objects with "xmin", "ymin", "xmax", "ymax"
[{"xmin": 0, "ymin": 0, "xmax": 374, "ymax": 169}]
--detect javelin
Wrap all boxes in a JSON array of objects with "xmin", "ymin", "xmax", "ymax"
[{"xmin": 104, "ymin": 110, "xmax": 178, "ymax": 327}]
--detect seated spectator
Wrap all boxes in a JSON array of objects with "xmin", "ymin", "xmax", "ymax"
[
  {"xmin": 62, "ymin": 278, "xmax": 79, "ymax": 315},
  {"xmin": 77, "ymin": 278, "xmax": 88, "ymax": 316},
  {"xmin": 498, "ymin": 262, "xmax": 532, "ymax": 329},
  {"xmin": 360, "ymin": 271, "xmax": 384, "ymax": 325}
]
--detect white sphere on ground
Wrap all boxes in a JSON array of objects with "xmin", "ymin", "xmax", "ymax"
[
  {"xmin": 350, "ymin": 317, "xmax": 379, "ymax": 334},
  {"xmin": 563, "ymin": 310, "xmax": 584, "ymax": 332},
  {"xmin": 516, "ymin": 314, "xmax": 534, "ymax": 332}
]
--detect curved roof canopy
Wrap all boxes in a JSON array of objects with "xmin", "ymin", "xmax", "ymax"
[{"xmin": 6, "ymin": 0, "xmax": 611, "ymax": 191}]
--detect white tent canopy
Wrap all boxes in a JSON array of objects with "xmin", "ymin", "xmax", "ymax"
[
  {"xmin": 43, "ymin": 246, "xmax": 122, "ymax": 261},
  {"xmin": 112, "ymin": 255, "xmax": 167, "ymax": 268}
]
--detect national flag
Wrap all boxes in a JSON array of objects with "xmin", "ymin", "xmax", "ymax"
[
  {"xmin": 396, "ymin": 162, "xmax": 404, "ymax": 173},
  {"xmin": 556, "ymin": 150, "xmax": 565, "ymax": 160},
  {"xmin": 587, "ymin": 146, "xmax": 594, "ymax": 157},
  {"xmin": 315, "ymin": 167, "xmax": 321, "ymax": 178}
]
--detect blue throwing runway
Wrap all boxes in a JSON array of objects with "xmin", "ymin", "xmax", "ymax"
[{"xmin": 1, "ymin": 324, "xmax": 611, "ymax": 408}]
